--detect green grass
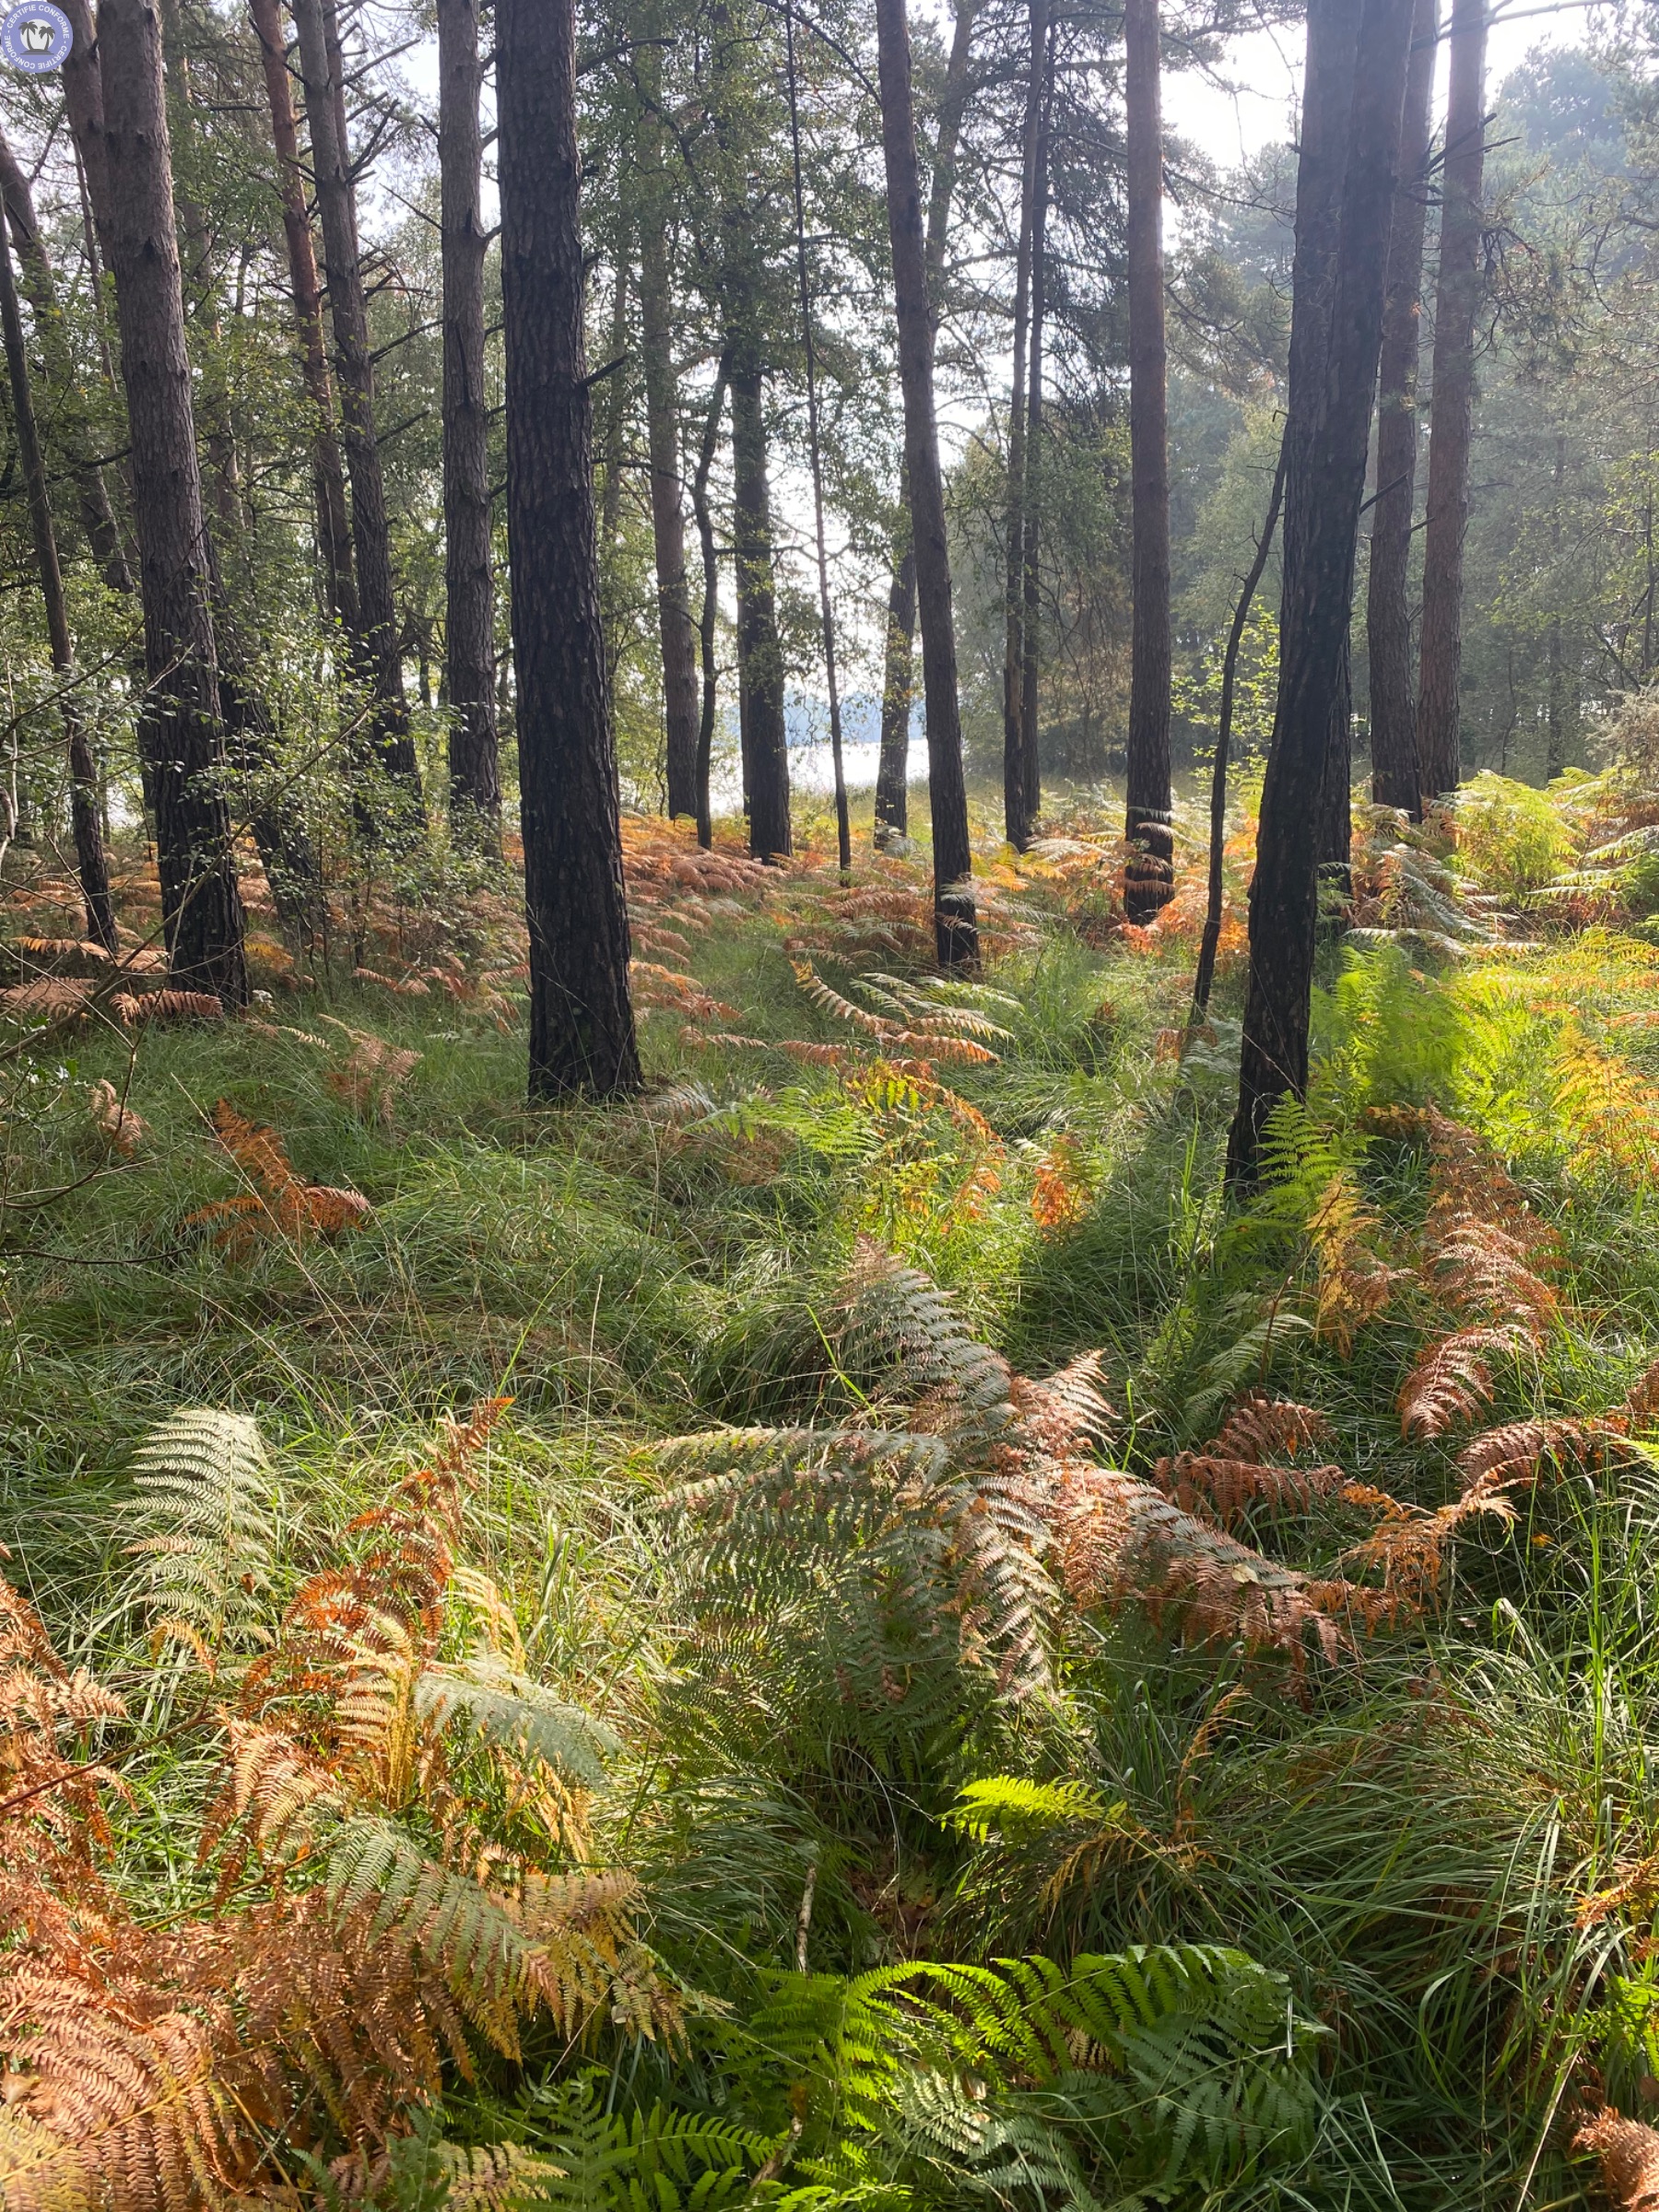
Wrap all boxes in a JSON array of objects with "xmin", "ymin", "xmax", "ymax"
[{"xmin": 7, "ymin": 817, "xmax": 1659, "ymax": 2208}]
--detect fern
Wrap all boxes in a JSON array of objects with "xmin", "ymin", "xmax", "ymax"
[
  {"xmin": 123, "ymin": 1408, "xmax": 278, "ymax": 1657},
  {"xmin": 417, "ymin": 1653, "xmax": 621, "ymax": 1784}
]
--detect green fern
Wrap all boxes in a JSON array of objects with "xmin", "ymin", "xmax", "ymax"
[
  {"xmin": 524, "ymin": 2077, "xmax": 780, "ymax": 2212},
  {"xmin": 418, "ymin": 1656, "xmax": 620, "ymax": 1784},
  {"xmin": 123, "ymin": 1406, "xmax": 278, "ymax": 1653}
]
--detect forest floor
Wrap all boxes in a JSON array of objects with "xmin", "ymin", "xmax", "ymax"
[{"xmin": 6, "ymin": 783, "xmax": 1659, "ymax": 2209}]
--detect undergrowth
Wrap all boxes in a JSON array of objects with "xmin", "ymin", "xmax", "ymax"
[{"xmin": 6, "ymin": 792, "xmax": 1659, "ymax": 2206}]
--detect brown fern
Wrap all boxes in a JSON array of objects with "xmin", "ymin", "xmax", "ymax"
[
  {"xmin": 1573, "ymin": 2109, "xmax": 1659, "ymax": 2209},
  {"xmin": 112, "ymin": 988, "xmax": 227, "ymax": 1026},
  {"xmin": 184, "ymin": 1100, "xmax": 371, "ymax": 1251}
]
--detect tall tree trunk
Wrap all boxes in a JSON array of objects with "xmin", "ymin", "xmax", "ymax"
[
  {"xmin": 729, "ymin": 357, "xmax": 792, "ymax": 860},
  {"xmin": 785, "ymin": 0, "xmax": 849, "ymax": 872},
  {"xmin": 98, "ymin": 0, "xmax": 247, "ymax": 1006},
  {"xmin": 247, "ymin": 0, "xmax": 358, "ymax": 632},
  {"xmin": 0, "ymin": 223, "xmax": 114, "ymax": 950},
  {"xmin": 438, "ymin": 0, "xmax": 500, "ymax": 845},
  {"xmin": 876, "ymin": 0, "xmax": 978, "ymax": 837},
  {"xmin": 291, "ymin": 0, "xmax": 422, "ymax": 808},
  {"xmin": 1002, "ymin": 0, "xmax": 1046, "ymax": 852},
  {"xmin": 876, "ymin": 0, "xmax": 977, "ymax": 967},
  {"xmin": 1319, "ymin": 627, "xmax": 1352, "ymax": 885},
  {"xmin": 691, "ymin": 360, "xmax": 728, "ymax": 850},
  {"xmin": 0, "ymin": 124, "xmax": 133, "ymax": 598},
  {"xmin": 1546, "ymin": 433, "xmax": 1569, "ymax": 776},
  {"xmin": 1227, "ymin": 0, "xmax": 1413, "ymax": 1190},
  {"xmin": 498, "ymin": 0, "xmax": 640, "ymax": 1097},
  {"xmin": 636, "ymin": 41, "xmax": 699, "ymax": 822},
  {"xmin": 1416, "ymin": 0, "xmax": 1488, "ymax": 803},
  {"xmin": 1124, "ymin": 0, "xmax": 1173, "ymax": 921},
  {"xmin": 598, "ymin": 264, "xmax": 630, "ymax": 572},
  {"xmin": 692, "ymin": 365, "xmax": 726, "ymax": 850},
  {"xmin": 1192, "ymin": 439, "xmax": 1286, "ymax": 1021},
  {"xmin": 1018, "ymin": 20, "xmax": 1053, "ymax": 837},
  {"xmin": 1367, "ymin": 0, "xmax": 1438, "ymax": 816}
]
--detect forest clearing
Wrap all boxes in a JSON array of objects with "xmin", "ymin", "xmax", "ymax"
[{"xmin": 7, "ymin": 0, "xmax": 1659, "ymax": 2203}]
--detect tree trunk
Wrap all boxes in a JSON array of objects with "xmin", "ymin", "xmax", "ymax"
[
  {"xmin": 636, "ymin": 43, "xmax": 699, "ymax": 823},
  {"xmin": 498, "ymin": 0, "xmax": 640, "ymax": 1097},
  {"xmin": 729, "ymin": 356, "xmax": 792, "ymax": 860},
  {"xmin": 98, "ymin": 0, "xmax": 247, "ymax": 1006},
  {"xmin": 0, "ymin": 223, "xmax": 114, "ymax": 950},
  {"xmin": 1415, "ymin": 0, "xmax": 1488, "ymax": 803},
  {"xmin": 598, "ymin": 264, "xmax": 630, "ymax": 573},
  {"xmin": 691, "ymin": 359, "xmax": 727, "ymax": 851},
  {"xmin": 438, "ymin": 0, "xmax": 500, "ymax": 845},
  {"xmin": 1546, "ymin": 433, "xmax": 1569, "ymax": 777},
  {"xmin": 1124, "ymin": 0, "xmax": 1173, "ymax": 920},
  {"xmin": 1002, "ymin": 0, "xmax": 1045, "ymax": 852},
  {"xmin": 876, "ymin": 0, "xmax": 977, "ymax": 967},
  {"xmin": 1319, "ymin": 626, "xmax": 1352, "ymax": 887},
  {"xmin": 1367, "ymin": 0, "xmax": 1438, "ymax": 816},
  {"xmin": 1226, "ymin": 0, "xmax": 1413, "ymax": 1191},
  {"xmin": 247, "ymin": 0, "xmax": 358, "ymax": 634},
  {"xmin": 875, "ymin": 533, "xmax": 914, "ymax": 834},
  {"xmin": 1018, "ymin": 21, "xmax": 1053, "ymax": 837},
  {"xmin": 785, "ymin": 0, "xmax": 850, "ymax": 872},
  {"xmin": 0, "ymin": 124, "xmax": 133, "ymax": 599},
  {"xmin": 291, "ymin": 0, "xmax": 422, "ymax": 807},
  {"xmin": 876, "ymin": 0, "xmax": 978, "ymax": 839},
  {"xmin": 1192, "ymin": 438, "xmax": 1286, "ymax": 1021}
]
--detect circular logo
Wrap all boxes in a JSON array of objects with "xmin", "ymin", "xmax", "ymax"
[{"xmin": 1, "ymin": 1, "xmax": 72, "ymax": 71}]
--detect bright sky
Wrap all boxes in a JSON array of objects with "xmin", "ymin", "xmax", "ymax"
[{"xmin": 1163, "ymin": 0, "xmax": 1610, "ymax": 171}]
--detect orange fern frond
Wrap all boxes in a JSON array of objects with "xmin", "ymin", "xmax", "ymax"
[
  {"xmin": 88, "ymin": 1079, "xmax": 147, "ymax": 1158},
  {"xmin": 1572, "ymin": 2109, "xmax": 1659, "ymax": 2208},
  {"xmin": 1397, "ymin": 1324, "xmax": 1525, "ymax": 1439},
  {"xmin": 112, "ymin": 988, "xmax": 226, "ymax": 1026}
]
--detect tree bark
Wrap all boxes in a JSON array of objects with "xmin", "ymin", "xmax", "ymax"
[
  {"xmin": 636, "ymin": 42, "xmax": 699, "ymax": 822},
  {"xmin": 98, "ymin": 0, "xmax": 247, "ymax": 1006},
  {"xmin": 876, "ymin": 0, "xmax": 978, "ymax": 838},
  {"xmin": 876, "ymin": 0, "xmax": 977, "ymax": 967},
  {"xmin": 0, "ymin": 124, "xmax": 133, "ymax": 599},
  {"xmin": 729, "ymin": 356, "xmax": 792, "ymax": 860},
  {"xmin": 1192, "ymin": 438, "xmax": 1285, "ymax": 1021},
  {"xmin": 438, "ymin": 0, "xmax": 500, "ymax": 845},
  {"xmin": 291, "ymin": 0, "xmax": 422, "ymax": 806},
  {"xmin": 691, "ymin": 360, "xmax": 728, "ymax": 851},
  {"xmin": 1124, "ymin": 0, "xmax": 1173, "ymax": 921},
  {"xmin": 1227, "ymin": 0, "xmax": 1413, "ymax": 1190},
  {"xmin": 498, "ymin": 0, "xmax": 640, "ymax": 1097},
  {"xmin": 0, "ymin": 223, "xmax": 114, "ymax": 950},
  {"xmin": 1416, "ymin": 0, "xmax": 1488, "ymax": 803},
  {"xmin": 1001, "ymin": 0, "xmax": 1045, "ymax": 852},
  {"xmin": 597, "ymin": 262, "xmax": 630, "ymax": 571},
  {"xmin": 1018, "ymin": 21, "xmax": 1053, "ymax": 837},
  {"xmin": 247, "ymin": 0, "xmax": 358, "ymax": 634},
  {"xmin": 1367, "ymin": 0, "xmax": 1438, "ymax": 816},
  {"xmin": 785, "ymin": 0, "xmax": 849, "ymax": 872},
  {"xmin": 1319, "ymin": 625, "xmax": 1353, "ymax": 886}
]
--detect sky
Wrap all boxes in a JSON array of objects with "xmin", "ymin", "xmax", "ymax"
[{"xmin": 1163, "ymin": 0, "xmax": 1609, "ymax": 171}]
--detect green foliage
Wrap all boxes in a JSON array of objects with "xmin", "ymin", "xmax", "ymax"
[
  {"xmin": 123, "ymin": 1406, "xmax": 278, "ymax": 1653},
  {"xmin": 1453, "ymin": 772, "xmax": 1577, "ymax": 896}
]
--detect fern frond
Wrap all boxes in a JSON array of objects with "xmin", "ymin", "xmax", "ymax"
[
  {"xmin": 124, "ymin": 1409, "xmax": 277, "ymax": 1653},
  {"xmin": 417, "ymin": 1656, "xmax": 619, "ymax": 1784}
]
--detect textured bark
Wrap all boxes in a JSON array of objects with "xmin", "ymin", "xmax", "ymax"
[
  {"xmin": 1367, "ymin": 0, "xmax": 1437, "ymax": 817},
  {"xmin": 636, "ymin": 44, "xmax": 699, "ymax": 822},
  {"xmin": 876, "ymin": 0, "xmax": 977, "ymax": 967},
  {"xmin": 1416, "ymin": 0, "xmax": 1488, "ymax": 802},
  {"xmin": 1193, "ymin": 440, "xmax": 1286, "ymax": 1021},
  {"xmin": 597, "ymin": 264, "xmax": 630, "ymax": 568},
  {"xmin": 98, "ymin": 0, "xmax": 246, "ymax": 1005},
  {"xmin": 247, "ymin": 0, "xmax": 358, "ymax": 634},
  {"xmin": 0, "ymin": 224, "xmax": 114, "ymax": 949},
  {"xmin": 1018, "ymin": 24, "xmax": 1053, "ymax": 837},
  {"xmin": 876, "ymin": 0, "xmax": 977, "ymax": 836},
  {"xmin": 1227, "ymin": 0, "xmax": 1412, "ymax": 1190},
  {"xmin": 498, "ymin": 0, "xmax": 640, "ymax": 1097},
  {"xmin": 691, "ymin": 360, "xmax": 727, "ymax": 851},
  {"xmin": 0, "ymin": 124, "xmax": 133, "ymax": 599},
  {"xmin": 785, "ymin": 0, "xmax": 849, "ymax": 871},
  {"xmin": 729, "ymin": 358, "xmax": 792, "ymax": 861},
  {"xmin": 291, "ymin": 0, "xmax": 421, "ymax": 803},
  {"xmin": 1001, "ymin": 0, "xmax": 1045, "ymax": 851},
  {"xmin": 60, "ymin": 0, "xmax": 112, "ymax": 260},
  {"xmin": 1319, "ymin": 625, "xmax": 1353, "ymax": 885},
  {"xmin": 1124, "ymin": 0, "xmax": 1173, "ymax": 919},
  {"xmin": 438, "ymin": 0, "xmax": 500, "ymax": 843}
]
